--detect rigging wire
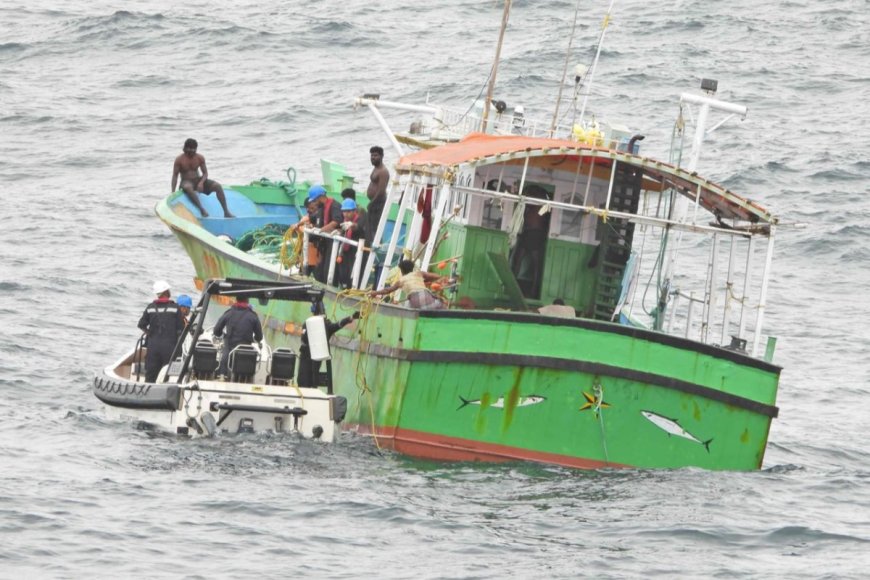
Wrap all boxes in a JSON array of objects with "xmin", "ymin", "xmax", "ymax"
[{"xmin": 437, "ymin": 59, "xmax": 496, "ymax": 131}]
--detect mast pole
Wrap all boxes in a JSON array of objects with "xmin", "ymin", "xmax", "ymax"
[
  {"xmin": 550, "ymin": 0, "xmax": 583, "ymax": 135},
  {"xmin": 578, "ymin": 0, "xmax": 617, "ymax": 126},
  {"xmin": 481, "ymin": 0, "xmax": 511, "ymax": 133}
]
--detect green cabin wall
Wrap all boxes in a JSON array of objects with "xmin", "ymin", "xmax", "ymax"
[{"xmin": 434, "ymin": 223, "xmax": 601, "ymax": 313}]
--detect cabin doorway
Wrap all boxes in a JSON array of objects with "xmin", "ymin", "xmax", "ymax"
[{"xmin": 510, "ymin": 184, "xmax": 551, "ymax": 299}]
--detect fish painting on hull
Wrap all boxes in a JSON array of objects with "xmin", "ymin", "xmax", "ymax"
[
  {"xmin": 457, "ymin": 395, "xmax": 546, "ymax": 411},
  {"xmin": 641, "ymin": 410, "xmax": 713, "ymax": 452}
]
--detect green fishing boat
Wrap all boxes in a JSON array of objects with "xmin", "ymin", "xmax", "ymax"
[
  {"xmin": 156, "ymin": 87, "xmax": 780, "ymax": 470},
  {"xmin": 155, "ymin": 4, "xmax": 781, "ymax": 470}
]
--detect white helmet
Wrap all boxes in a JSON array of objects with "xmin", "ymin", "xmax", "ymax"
[{"xmin": 152, "ymin": 280, "xmax": 171, "ymax": 295}]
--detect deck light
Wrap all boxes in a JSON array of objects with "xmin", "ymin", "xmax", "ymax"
[{"xmin": 701, "ymin": 78, "xmax": 718, "ymax": 94}]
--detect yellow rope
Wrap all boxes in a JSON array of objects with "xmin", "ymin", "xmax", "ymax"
[
  {"xmin": 331, "ymin": 289, "xmax": 384, "ymax": 450},
  {"xmin": 278, "ymin": 225, "xmax": 305, "ymax": 273}
]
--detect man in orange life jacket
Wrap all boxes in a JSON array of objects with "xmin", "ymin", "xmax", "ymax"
[
  {"xmin": 308, "ymin": 184, "xmax": 342, "ymax": 284},
  {"xmin": 337, "ymin": 198, "xmax": 366, "ymax": 288},
  {"xmin": 137, "ymin": 280, "xmax": 186, "ymax": 383}
]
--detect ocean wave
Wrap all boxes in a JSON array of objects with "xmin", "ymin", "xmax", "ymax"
[
  {"xmin": 0, "ymin": 42, "xmax": 29, "ymax": 53},
  {"xmin": 66, "ymin": 9, "xmax": 167, "ymax": 33},
  {"xmin": 763, "ymin": 525, "xmax": 870, "ymax": 544}
]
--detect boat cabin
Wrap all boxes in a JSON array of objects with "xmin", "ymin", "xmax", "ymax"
[{"xmin": 359, "ymin": 132, "xmax": 777, "ymax": 357}]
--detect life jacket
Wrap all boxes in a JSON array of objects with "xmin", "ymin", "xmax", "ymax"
[{"xmin": 321, "ymin": 197, "xmax": 336, "ymax": 228}]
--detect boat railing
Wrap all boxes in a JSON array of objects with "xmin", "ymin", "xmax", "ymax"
[
  {"xmin": 443, "ymin": 183, "xmax": 773, "ymax": 358},
  {"xmin": 433, "ymin": 106, "xmax": 575, "ymax": 140},
  {"xmin": 301, "ymin": 227, "xmax": 366, "ymax": 288},
  {"xmin": 355, "ymin": 95, "xmax": 580, "ymax": 146},
  {"xmin": 450, "ymin": 183, "xmax": 748, "ymax": 238},
  {"xmin": 650, "ymin": 284, "xmax": 770, "ymax": 359}
]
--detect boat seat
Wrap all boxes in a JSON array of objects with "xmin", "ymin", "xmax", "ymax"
[
  {"xmin": 269, "ymin": 348, "xmax": 297, "ymax": 385},
  {"xmin": 193, "ymin": 340, "xmax": 219, "ymax": 379},
  {"xmin": 229, "ymin": 344, "xmax": 258, "ymax": 383}
]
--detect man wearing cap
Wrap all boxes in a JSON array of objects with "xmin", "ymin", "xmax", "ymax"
[
  {"xmin": 337, "ymin": 198, "xmax": 366, "ymax": 288},
  {"xmin": 138, "ymin": 281, "xmax": 186, "ymax": 383},
  {"xmin": 308, "ymin": 184, "xmax": 342, "ymax": 284},
  {"xmin": 213, "ymin": 296, "xmax": 263, "ymax": 378}
]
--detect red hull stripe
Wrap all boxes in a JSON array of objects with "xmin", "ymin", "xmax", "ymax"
[{"xmin": 349, "ymin": 424, "xmax": 628, "ymax": 470}]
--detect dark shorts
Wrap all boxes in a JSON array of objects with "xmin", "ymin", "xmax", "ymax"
[{"xmin": 181, "ymin": 178, "xmax": 219, "ymax": 194}]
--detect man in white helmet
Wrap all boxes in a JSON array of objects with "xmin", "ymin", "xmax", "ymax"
[{"xmin": 137, "ymin": 281, "xmax": 185, "ymax": 383}]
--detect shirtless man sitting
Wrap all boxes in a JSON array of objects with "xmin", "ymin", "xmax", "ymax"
[{"xmin": 171, "ymin": 138, "xmax": 234, "ymax": 218}]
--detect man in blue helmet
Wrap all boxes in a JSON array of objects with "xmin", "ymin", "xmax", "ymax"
[
  {"xmin": 177, "ymin": 294, "xmax": 193, "ymax": 326},
  {"xmin": 337, "ymin": 198, "xmax": 366, "ymax": 288},
  {"xmin": 307, "ymin": 184, "xmax": 342, "ymax": 284}
]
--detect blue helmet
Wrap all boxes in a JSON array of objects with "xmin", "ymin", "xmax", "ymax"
[
  {"xmin": 341, "ymin": 199, "xmax": 357, "ymax": 211},
  {"xmin": 307, "ymin": 184, "xmax": 327, "ymax": 202},
  {"xmin": 177, "ymin": 294, "xmax": 193, "ymax": 308}
]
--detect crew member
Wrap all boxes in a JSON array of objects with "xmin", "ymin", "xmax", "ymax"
[
  {"xmin": 338, "ymin": 198, "xmax": 366, "ymax": 288},
  {"xmin": 177, "ymin": 294, "xmax": 193, "ymax": 326},
  {"xmin": 137, "ymin": 280, "xmax": 185, "ymax": 383},
  {"xmin": 308, "ymin": 184, "xmax": 342, "ymax": 283},
  {"xmin": 369, "ymin": 259, "xmax": 449, "ymax": 310},
  {"xmin": 213, "ymin": 296, "xmax": 264, "ymax": 377},
  {"xmin": 297, "ymin": 312, "xmax": 359, "ymax": 387}
]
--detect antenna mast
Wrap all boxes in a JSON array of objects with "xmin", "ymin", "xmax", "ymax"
[
  {"xmin": 481, "ymin": 0, "xmax": 512, "ymax": 133},
  {"xmin": 577, "ymin": 0, "xmax": 617, "ymax": 126},
  {"xmin": 550, "ymin": 0, "xmax": 584, "ymax": 135}
]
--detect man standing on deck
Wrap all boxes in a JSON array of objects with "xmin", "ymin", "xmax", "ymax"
[
  {"xmin": 177, "ymin": 294, "xmax": 193, "ymax": 327},
  {"xmin": 138, "ymin": 281, "xmax": 186, "ymax": 383},
  {"xmin": 213, "ymin": 296, "xmax": 263, "ymax": 378},
  {"xmin": 308, "ymin": 184, "xmax": 342, "ymax": 284},
  {"xmin": 365, "ymin": 146, "xmax": 389, "ymax": 247},
  {"xmin": 297, "ymin": 312, "xmax": 359, "ymax": 387},
  {"xmin": 171, "ymin": 138, "xmax": 235, "ymax": 218},
  {"xmin": 341, "ymin": 187, "xmax": 367, "ymax": 236},
  {"xmin": 337, "ymin": 198, "xmax": 366, "ymax": 288}
]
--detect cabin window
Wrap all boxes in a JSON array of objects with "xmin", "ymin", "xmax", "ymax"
[
  {"xmin": 559, "ymin": 208, "xmax": 584, "ymax": 239},
  {"xmin": 481, "ymin": 198, "xmax": 503, "ymax": 229},
  {"xmin": 480, "ymin": 176, "xmax": 508, "ymax": 230}
]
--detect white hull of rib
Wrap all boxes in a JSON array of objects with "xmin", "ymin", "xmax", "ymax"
[{"xmin": 96, "ymin": 349, "xmax": 342, "ymax": 441}]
